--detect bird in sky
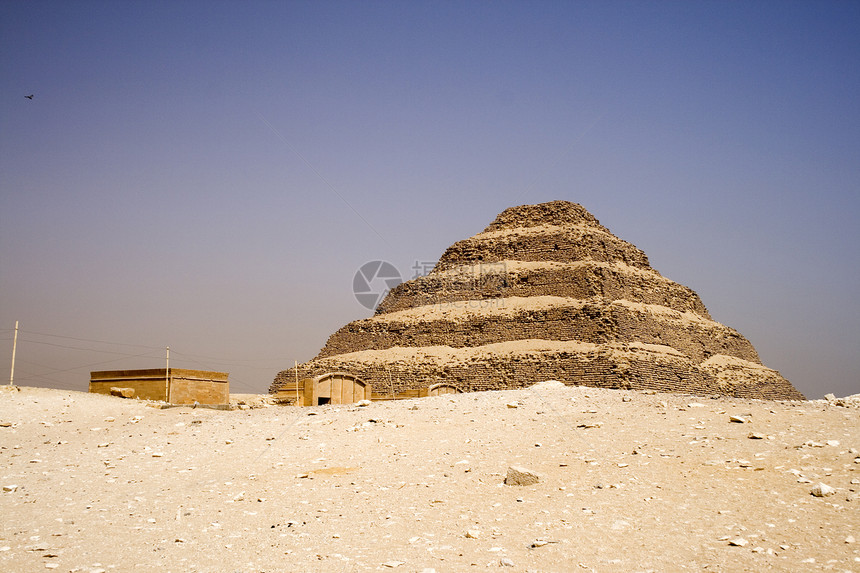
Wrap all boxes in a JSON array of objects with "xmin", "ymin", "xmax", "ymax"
[{"xmin": 25, "ymin": 94, "xmax": 34, "ymax": 100}]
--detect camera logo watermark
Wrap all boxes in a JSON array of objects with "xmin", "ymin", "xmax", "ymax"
[
  {"xmin": 353, "ymin": 259, "xmax": 510, "ymax": 311},
  {"xmin": 353, "ymin": 261, "xmax": 403, "ymax": 310}
]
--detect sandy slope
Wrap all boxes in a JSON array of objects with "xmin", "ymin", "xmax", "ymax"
[{"xmin": 1, "ymin": 384, "xmax": 858, "ymax": 573}]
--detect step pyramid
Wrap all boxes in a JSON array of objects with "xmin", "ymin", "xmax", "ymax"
[{"xmin": 271, "ymin": 201, "xmax": 804, "ymax": 400}]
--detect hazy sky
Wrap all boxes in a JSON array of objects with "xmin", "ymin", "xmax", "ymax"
[{"xmin": 1, "ymin": 1, "xmax": 858, "ymax": 399}]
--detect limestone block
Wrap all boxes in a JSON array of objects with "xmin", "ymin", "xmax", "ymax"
[{"xmin": 504, "ymin": 465, "xmax": 541, "ymax": 486}]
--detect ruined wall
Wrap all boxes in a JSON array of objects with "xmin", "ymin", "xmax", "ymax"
[
  {"xmin": 273, "ymin": 351, "xmax": 803, "ymax": 401},
  {"xmin": 318, "ymin": 302, "xmax": 757, "ymax": 364},
  {"xmin": 376, "ymin": 263, "xmax": 710, "ymax": 318},
  {"xmin": 435, "ymin": 227, "xmax": 651, "ymax": 271}
]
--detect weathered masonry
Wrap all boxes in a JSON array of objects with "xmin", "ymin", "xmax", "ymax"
[
  {"xmin": 90, "ymin": 368, "xmax": 229, "ymax": 405},
  {"xmin": 271, "ymin": 201, "xmax": 805, "ymax": 401},
  {"xmin": 274, "ymin": 372, "xmax": 371, "ymax": 406},
  {"xmin": 274, "ymin": 374, "xmax": 463, "ymax": 406}
]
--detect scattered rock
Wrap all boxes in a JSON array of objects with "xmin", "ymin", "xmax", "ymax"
[
  {"xmin": 110, "ymin": 387, "xmax": 135, "ymax": 398},
  {"xmin": 802, "ymin": 441, "xmax": 825, "ymax": 448},
  {"xmin": 506, "ymin": 402, "xmax": 519, "ymax": 409},
  {"xmin": 465, "ymin": 529, "xmax": 480, "ymax": 539},
  {"xmin": 500, "ymin": 557, "xmax": 515, "ymax": 566},
  {"xmin": 382, "ymin": 561, "xmax": 405, "ymax": 568},
  {"xmin": 811, "ymin": 483, "xmax": 836, "ymax": 497},
  {"xmin": 3, "ymin": 484, "xmax": 19, "ymax": 492},
  {"xmin": 356, "ymin": 400, "xmax": 372, "ymax": 407},
  {"xmin": 729, "ymin": 415, "xmax": 747, "ymax": 423},
  {"xmin": 505, "ymin": 465, "xmax": 541, "ymax": 486},
  {"xmin": 729, "ymin": 538, "xmax": 749, "ymax": 547}
]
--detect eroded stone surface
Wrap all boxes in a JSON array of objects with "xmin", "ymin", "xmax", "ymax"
[{"xmin": 272, "ymin": 201, "xmax": 803, "ymax": 400}]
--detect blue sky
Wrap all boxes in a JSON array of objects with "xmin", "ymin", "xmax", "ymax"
[{"xmin": 1, "ymin": 1, "xmax": 858, "ymax": 398}]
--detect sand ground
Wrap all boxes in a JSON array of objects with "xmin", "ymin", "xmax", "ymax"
[{"xmin": 1, "ymin": 383, "xmax": 858, "ymax": 572}]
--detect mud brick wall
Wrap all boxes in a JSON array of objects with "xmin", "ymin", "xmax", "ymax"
[{"xmin": 376, "ymin": 265, "xmax": 710, "ymax": 318}]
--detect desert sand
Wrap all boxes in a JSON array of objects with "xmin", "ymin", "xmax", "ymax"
[{"xmin": 1, "ymin": 383, "xmax": 857, "ymax": 572}]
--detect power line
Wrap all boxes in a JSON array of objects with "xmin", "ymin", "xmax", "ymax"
[
  {"xmin": 9, "ymin": 328, "xmax": 287, "ymax": 365},
  {"xmin": 16, "ymin": 338, "xmax": 164, "ymax": 356},
  {"xmin": 3, "ymin": 325, "xmax": 286, "ymax": 393},
  {"xmin": 15, "ymin": 349, "xmax": 163, "ymax": 375},
  {"xmin": 14, "ymin": 328, "xmax": 163, "ymax": 350}
]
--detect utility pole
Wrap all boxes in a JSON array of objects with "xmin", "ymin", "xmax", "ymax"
[
  {"xmin": 165, "ymin": 346, "xmax": 170, "ymax": 401},
  {"xmin": 294, "ymin": 360, "xmax": 299, "ymax": 406},
  {"xmin": 8, "ymin": 321, "xmax": 18, "ymax": 386}
]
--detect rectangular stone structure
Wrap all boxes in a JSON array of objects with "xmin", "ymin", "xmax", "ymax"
[{"xmin": 89, "ymin": 368, "xmax": 229, "ymax": 405}]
